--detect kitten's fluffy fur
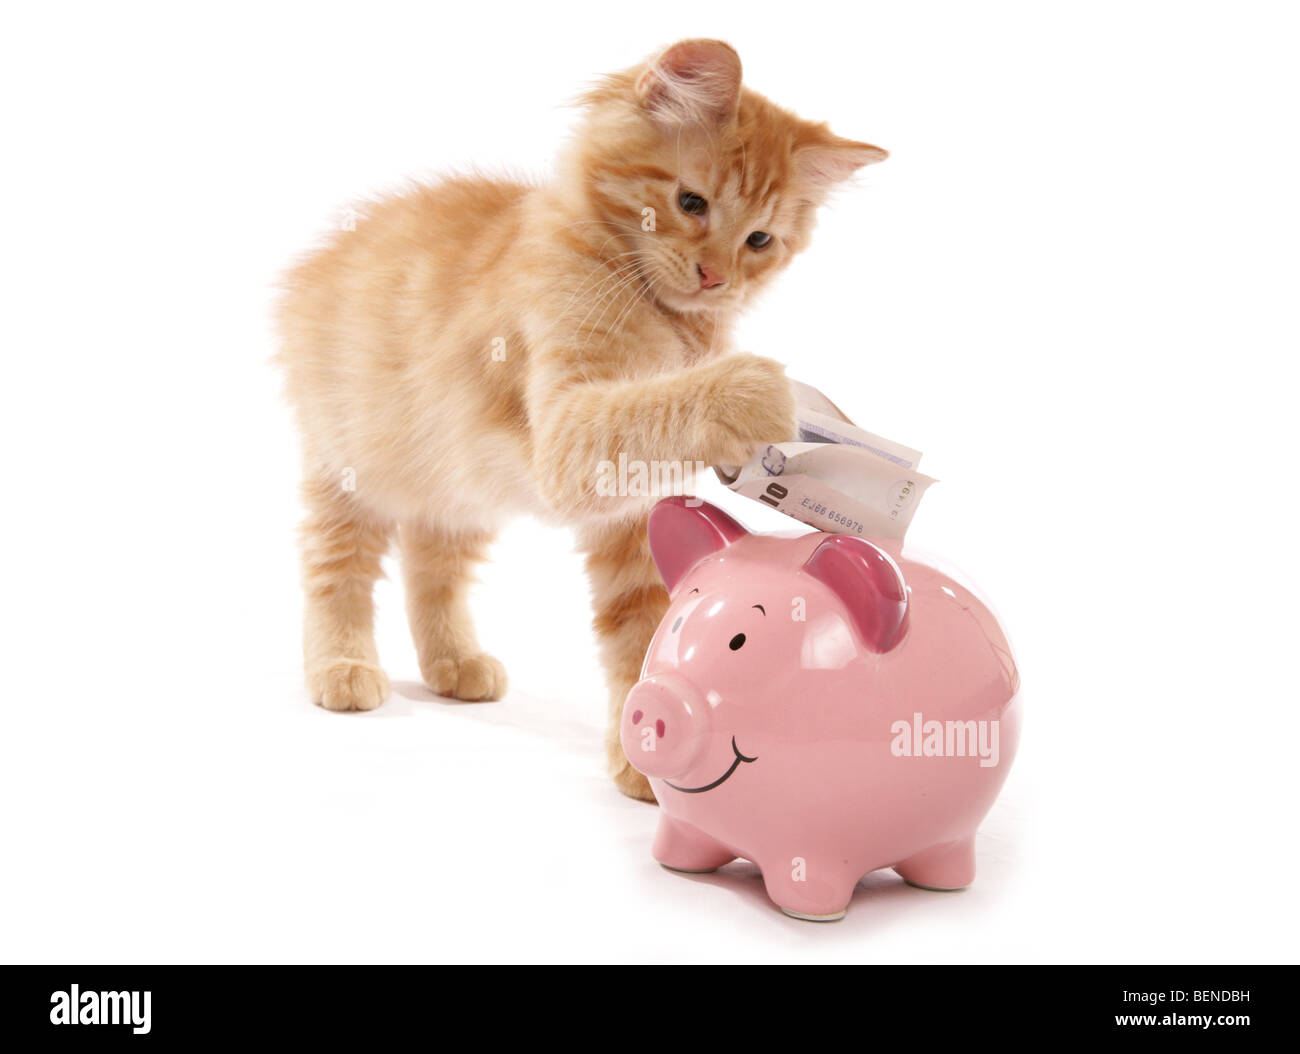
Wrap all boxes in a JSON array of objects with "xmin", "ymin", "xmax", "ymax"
[{"xmin": 276, "ymin": 39, "xmax": 885, "ymax": 800}]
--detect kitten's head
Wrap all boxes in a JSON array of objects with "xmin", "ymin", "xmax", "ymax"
[{"xmin": 567, "ymin": 39, "xmax": 886, "ymax": 315}]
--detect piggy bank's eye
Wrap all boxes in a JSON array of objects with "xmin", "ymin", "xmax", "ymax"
[
  {"xmin": 729, "ymin": 633, "xmax": 746, "ymax": 650},
  {"xmin": 672, "ymin": 617, "xmax": 684, "ymax": 633}
]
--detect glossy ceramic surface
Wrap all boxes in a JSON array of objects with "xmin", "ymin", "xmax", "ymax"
[{"xmin": 622, "ymin": 497, "xmax": 1021, "ymax": 921}]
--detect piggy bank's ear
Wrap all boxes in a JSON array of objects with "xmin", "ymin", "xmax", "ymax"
[
  {"xmin": 647, "ymin": 497, "xmax": 748, "ymax": 593},
  {"xmin": 802, "ymin": 535, "xmax": 910, "ymax": 653}
]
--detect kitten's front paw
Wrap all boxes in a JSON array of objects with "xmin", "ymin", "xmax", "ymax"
[
  {"xmin": 699, "ymin": 354, "xmax": 797, "ymax": 466},
  {"xmin": 309, "ymin": 659, "xmax": 390, "ymax": 712},
  {"xmin": 421, "ymin": 652, "xmax": 508, "ymax": 702}
]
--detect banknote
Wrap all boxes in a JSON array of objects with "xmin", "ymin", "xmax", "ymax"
[{"xmin": 715, "ymin": 378, "xmax": 936, "ymax": 540}]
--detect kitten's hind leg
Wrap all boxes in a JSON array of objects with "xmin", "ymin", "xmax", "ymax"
[
  {"xmin": 300, "ymin": 475, "xmax": 393, "ymax": 711},
  {"xmin": 400, "ymin": 520, "xmax": 507, "ymax": 702}
]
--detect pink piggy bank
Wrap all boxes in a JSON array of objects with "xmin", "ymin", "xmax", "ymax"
[{"xmin": 621, "ymin": 497, "xmax": 1021, "ymax": 921}]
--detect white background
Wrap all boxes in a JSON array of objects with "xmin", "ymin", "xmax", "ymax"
[{"xmin": 1, "ymin": 1, "xmax": 1296, "ymax": 964}]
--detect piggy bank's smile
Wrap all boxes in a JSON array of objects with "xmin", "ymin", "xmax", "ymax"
[{"xmin": 665, "ymin": 736, "xmax": 758, "ymax": 794}]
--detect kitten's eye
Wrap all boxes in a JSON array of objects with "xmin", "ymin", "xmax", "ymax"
[
  {"xmin": 678, "ymin": 191, "xmax": 708, "ymax": 216},
  {"xmin": 729, "ymin": 633, "xmax": 746, "ymax": 651},
  {"xmin": 746, "ymin": 231, "xmax": 772, "ymax": 251}
]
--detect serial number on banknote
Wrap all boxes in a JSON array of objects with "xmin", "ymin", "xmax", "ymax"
[{"xmin": 799, "ymin": 498, "xmax": 865, "ymax": 535}]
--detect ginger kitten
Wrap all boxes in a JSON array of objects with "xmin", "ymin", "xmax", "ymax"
[{"xmin": 275, "ymin": 39, "xmax": 887, "ymax": 801}]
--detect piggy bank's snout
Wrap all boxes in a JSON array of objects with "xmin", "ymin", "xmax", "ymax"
[{"xmin": 621, "ymin": 674, "xmax": 709, "ymax": 780}]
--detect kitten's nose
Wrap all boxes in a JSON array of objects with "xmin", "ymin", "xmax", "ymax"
[{"xmin": 697, "ymin": 263, "xmax": 727, "ymax": 290}]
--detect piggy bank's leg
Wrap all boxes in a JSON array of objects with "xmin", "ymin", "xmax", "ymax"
[
  {"xmin": 759, "ymin": 858, "xmax": 859, "ymax": 921},
  {"xmin": 653, "ymin": 817, "xmax": 736, "ymax": 873},
  {"xmin": 894, "ymin": 836, "xmax": 976, "ymax": 891}
]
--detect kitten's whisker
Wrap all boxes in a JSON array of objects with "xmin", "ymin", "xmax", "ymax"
[
  {"xmin": 569, "ymin": 260, "xmax": 650, "ymax": 339},
  {"xmin": 577, "ymin": 262, "xmax": 652, "ymax": 349},
  {"xmin": 576, "ymin": 263, "xmax": 650, "ymax": 333},
  {"xmin": 553, "ymin": 251, "xmax": 647, "ymax": 316},
  {"xmin": 563, "ymin": 254, "xmax": 648, "ymax": 314},
  {"xmin": 604, "ymin": 272, "xmax": 654, "ymax": 347},
  {"xmin": 531, "ymin": 255, "xmax": 649, "ymax": 351},
  {"xmin": 607, "ymin": 256, "xmax": 672, "ymax": 349},
  {"xmin": 573, "ymin": 254, "xmax": 648, "ymax": 307}
]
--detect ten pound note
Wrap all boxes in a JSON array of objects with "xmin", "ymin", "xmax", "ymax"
[{"xmin": 715, "ymin": 379, "xmax": 936, "ymax": 540}]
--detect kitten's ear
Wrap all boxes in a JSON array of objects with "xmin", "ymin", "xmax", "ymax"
[
  {"xmin": 795, "ymin": 132, "xmax": 889, "ymax": 190},
  {"xmin": 635, "ymin": 39, "xmax": 743, "ymax": 126}
]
